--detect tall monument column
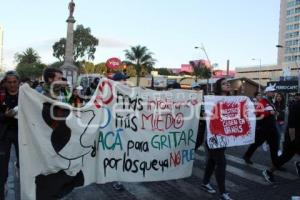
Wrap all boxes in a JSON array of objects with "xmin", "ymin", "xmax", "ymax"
[{"xmin": 60, "ymin": 0, "xmax": 78, "ymax": 85}]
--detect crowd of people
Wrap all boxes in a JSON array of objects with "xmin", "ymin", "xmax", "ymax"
[{"xmin": 0, "ymin": 68, "xmax": 299, "ymax": 200}]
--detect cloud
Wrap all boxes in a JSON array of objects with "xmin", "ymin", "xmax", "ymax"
[
  {"xmin": 2, "ymin": 38, "xmax": 57, "ymax": 70},
  {"xmin": 98, "ymin": 36, "xmax": 130, "ymax": 48},
  {"xmin": 2, "ymin": 36, "xmax": 132, "ymax": 70}
]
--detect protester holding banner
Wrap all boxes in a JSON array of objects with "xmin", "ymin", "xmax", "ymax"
[
  {"xmin": 111, "ymin": 71, "xmax": 129, "ymax": 191},
  {"xmin": 262, "ymin": 92, "xmax": 300, "ymax": 183},
  {"xmin": 35, "ymin": 68, "xmax": 84, "ymax": 200},
  {"xmin": 243, "ymin": 85, "xmax": 279, "ymax": 166},
  {"xmin": 201, "ymin": 78, "xmax": 234, "ymax": 200},
  {"xmin": 0, "ymin": 71, "xmax": 20, "ymax": 200}
]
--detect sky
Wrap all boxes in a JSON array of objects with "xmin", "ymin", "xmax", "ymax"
[{"xmin": 0, "ymin": 0, "xmax": 280, "ymax": 71}]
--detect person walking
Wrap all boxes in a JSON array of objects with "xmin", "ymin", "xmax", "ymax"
[
  {"xmin": 111, "ymin": 71, "xmax": 129, "ymax": 191},
  {"xmin": 243, "ymin": 86, "xmax": 279, "ymax": 166},
  {"xmin": 201, "ymin": 78, "xmax": 234, "ymax": 200},
  {"xmin": 0, "ymin": 71, "xmax": 20, "ymax": 200},
  {"xmin": 35, "ymin": 68, "xmax": 84, "ymax": 200},
  {"xmin": 274, "ymin": 93, "xmax": 286, "ymax": 155},
  {"xmin": 262, "ymin": 92, "xmax": 300, "ymax": 183}
]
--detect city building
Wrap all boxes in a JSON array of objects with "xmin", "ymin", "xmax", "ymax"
[
  {"xmin": 235, "ymin": 64, "xmax": 281, "ymax": 86},
  {"xmin": 0, "ymin": 26, "xmax": 3, "ymax": 71},
  {"xmin": 277, "ymin": 0, "xmax": 300, "ymax": 76}
]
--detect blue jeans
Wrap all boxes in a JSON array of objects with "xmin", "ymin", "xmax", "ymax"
[{"xmin": 276, "ymin": 122, "xmax": 286, "ymax": 145}]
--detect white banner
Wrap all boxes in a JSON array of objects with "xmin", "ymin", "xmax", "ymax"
[
  {"xmin": 204, "ymin": 96, "xmax": 256, "ymax": 149},
  {"xmin": 18, "ymin": 79, "xmax": 202, "ymax": 200}
]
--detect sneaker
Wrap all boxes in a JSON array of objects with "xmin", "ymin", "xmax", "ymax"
[
  {"xmin": 277, "ymin": 150, "xmax": 282, "ymax": 156},
  {"xmin": 262, "ymin": 142, "xmax": 269, "ymax": 152},
  {"xmin": 201, "ymin": 183, "xmax": 216, "ymax": 194},
  {"xmin": 262, "ymin": 169, "xmax": 275, "ymax": 183},
  {"xmin": 243, "ymin": 156, "xmax": 253, "ymax": 165},
  {"xmin": 295, "ymin": 161, "xmax": 300, "ymax": 177},
  {"xmin": 219, "ymin": 193, "xmax": 233, "ymax": 200},
  {"xmin": 113, "ymin": 182, "xmax": 124, "ymax": 191}
]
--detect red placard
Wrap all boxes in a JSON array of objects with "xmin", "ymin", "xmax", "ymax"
[{"xmin": 105, "ymin": 57, "xmax": 122, "ymax": 70}]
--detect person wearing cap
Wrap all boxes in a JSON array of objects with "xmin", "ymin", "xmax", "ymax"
[
  {"xmin": 262, "ymin": 91, "xmax": 300, "ymax": 183},
  {"xmin": 112, "ymin": 71, "xmax": 129, "ymax": 83},
  {"xmin": 243, "ymin": 85, "xmax": 279, "ymax": 168},
  {"xmin": 111, "ymin": 71, "xmax": 129, "ymax": 191},
  {"xmin": 0, "ymin": 71, "xmax": 20, "ymax": 199}
]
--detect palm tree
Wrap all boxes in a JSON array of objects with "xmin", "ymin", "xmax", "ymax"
[
  {"xmin": 15, "ymin": 48, "xmax": 40, "ymax": 64},
  {"xmin": 124, "ymin": 45, "xmax": 156, "ymax": 86}
]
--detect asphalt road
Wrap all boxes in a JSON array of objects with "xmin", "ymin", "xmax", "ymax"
[{"xmin": 6, "ymin": 145, "xmax": 300, "ymax": 200}]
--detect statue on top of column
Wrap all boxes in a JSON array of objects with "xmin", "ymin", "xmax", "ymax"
[{"xmin": 68, "ymin": 0, "xmax": 75, "ymax": 18}]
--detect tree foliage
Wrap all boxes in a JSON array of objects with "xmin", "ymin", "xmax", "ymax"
[
  {"xmin": 48, "ymin": 61, "xmax": 64, "ymax": 69},
  {"xmin": 15, "ymin": 48, "xmax": 46, "ymax": 80},
  {"xmin": 52, "ymin": 25, "xmax": 99, "ymax": 62},
  {"xmin": 157, "ymin": 68, "xmax": 173, "ymax": 76},
  {"xmin": 123, "ymin": 45, "xmax": 156, "ymax": 86},
  {"xmin": 79, "ymin": 62, "xmax": 107, "ymax": 74},
  {"xmin": 190, "ymin": 61, "xmax": 211, "ymax": 81},
  {"xmin": 16, "ymin": 63, "xmax": 46, "ymax": 80},
  {"xmin": 15, "ymin": 48, "xmax": 40, "ymax": 64}
]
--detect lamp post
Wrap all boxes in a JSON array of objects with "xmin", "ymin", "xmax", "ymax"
[
  {"xmin": 276, "ymin": 44, "xmax": 300, "ymax": 92},
  {"xmin": 195, "ymin": 44, "xmax": 213, "ymax": 93},
  {"xmin": 252, "ymin": 58, "xmax": 262, "ymax": 92}
]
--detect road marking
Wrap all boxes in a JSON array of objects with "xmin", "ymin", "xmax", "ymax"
[
  {"xmin": 192, "ymin": 162, "xmax": 247, "ymax": 192},
  {"xmin": 195, "ymin": 153, "xmax": 269, "ymax": 185},
  {"xmin": 165, "ymin": 179, "xmax": 212, "ymax": 199},
  {"xmin": 197, "ymin": 147, "xmax": 299, "ymax": 180},
  {"xmin": 225, "ymin": 154, "xmax": 298, "ymax": 180}
]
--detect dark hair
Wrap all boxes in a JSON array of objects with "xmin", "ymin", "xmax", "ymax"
[
  {"xmin": 43, "ymin": 68, "xmax": 63, "ymax": 83},
  {"xmin": 214, "ymin": 78, "xmax": 229, "ymax": 95},
  {"xmin": 254, "ymin": 91, "xmax": 261, "ymax": 97},
  {"xmin": 275, "ymin": 93, "xmax": 284, "ymax": 102},
  {"xmin": 21, "ymin": 77, "xmax": 31, "ymax": 83},
  {"xmin": 4, "ymin": 70, "xmax": 19, "ymax": 81},
  {"xmin": 32, "ymin": 80, "xmax": 39, "ymax": 89}
]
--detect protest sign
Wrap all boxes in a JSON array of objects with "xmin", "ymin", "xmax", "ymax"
[
  {"xmin": 204, "ymin": 96, "xmax": 256, "ymax": 149},
  {"xmin": 18, "ymin": 79, "xmax": 202, "ymax": 200}
]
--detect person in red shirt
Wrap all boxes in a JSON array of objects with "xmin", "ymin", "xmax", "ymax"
[{"xmin": 243, "ymin": 86, "xmax": 279, "ymax": 167}]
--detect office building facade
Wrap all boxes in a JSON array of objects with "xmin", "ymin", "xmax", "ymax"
[
  {"xmin": 278, "ymin": 0, "xmax": 300, "ymax": 76},
  {"xmin": 0, "ymin": 26, "xmax": 3, "ymax": 71}
]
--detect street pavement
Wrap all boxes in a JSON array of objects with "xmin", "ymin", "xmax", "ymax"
[{"xmin": 6, "ymin": 145, "xmax": 300, "ymax": 200}]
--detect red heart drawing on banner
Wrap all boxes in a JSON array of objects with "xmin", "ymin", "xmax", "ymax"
[{"xmin": 94, "ymin": 80, "xmax": 114, "ymax": 109}]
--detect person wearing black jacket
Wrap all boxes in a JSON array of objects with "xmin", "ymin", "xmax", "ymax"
[
  {"xmin": 274, "ymin": 93, "xmax": 286, "ymax": 154},
  {"xmin": 201, "ymin": 78, "xmax": 233, "ymax": 200},
  {"xmin": 0, "ymin": 71, "xmax": 20, "ymax": 200},
  {"xmin": 262, "ymin": 93, "xmax": 300, "ymax": 183}
]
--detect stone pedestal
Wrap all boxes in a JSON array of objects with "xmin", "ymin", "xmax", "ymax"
[{"xmin": 60, "ymin": 7, "xmax": 78, "ymax": 86}]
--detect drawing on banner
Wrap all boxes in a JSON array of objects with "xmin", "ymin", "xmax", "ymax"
[
  {"xmin": 18, "ymin": 80, "xmax": 202, "ymax": 200},
  {"xmin": 204, "ymin": 96, "xmax": 255, "ymax": 149},
  {"xmin": 42, "ymin": 102, "xmax": 96, "ymax": 166}
]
